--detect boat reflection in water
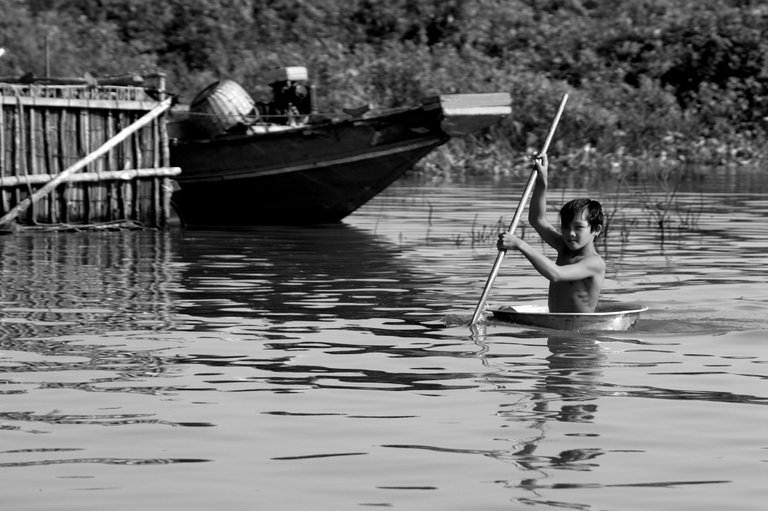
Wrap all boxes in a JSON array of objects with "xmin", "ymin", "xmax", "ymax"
[
  {"xmin": 171, "ymin": 224, "xmax": 429, "ymax": 329},
  {"xmin": 0, "ymin": 223, "xmax": 430, "ymax": 341}
]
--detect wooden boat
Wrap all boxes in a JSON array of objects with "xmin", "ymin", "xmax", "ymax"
[
  {"xmin": 490, "ymin": 302, "xmax": 648, "ymax": 332},
  {"xmin": 167, "ymin": 67, "xmax": 511, "ymax": 225}
]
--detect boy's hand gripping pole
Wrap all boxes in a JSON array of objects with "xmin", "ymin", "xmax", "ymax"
[{"xmin": 470, "ymin": 93, "xmax": 568, "ymax": 326}]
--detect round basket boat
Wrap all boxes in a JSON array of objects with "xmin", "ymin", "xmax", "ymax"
[
  {"xmin": 189, "ymin": 80, "xmax": 256, "ymax": 137},
  {"xmin": 490, "ymin": 301, "xmax": 648, "ymax": 332}
]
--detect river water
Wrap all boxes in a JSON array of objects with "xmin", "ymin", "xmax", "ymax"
[{"xmin": 1, "ymin": 168, "xmax": 766, "ymax": 510}]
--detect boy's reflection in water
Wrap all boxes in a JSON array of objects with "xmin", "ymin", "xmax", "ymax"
[
  {"xmin": 539, "ymin": 335, "xmax": 607, "ymax": 423},
  {"xmin": 476, "ymin": 330, "xmax": 610, "ymax": 487}
]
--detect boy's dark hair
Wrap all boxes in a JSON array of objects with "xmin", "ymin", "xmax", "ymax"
[{"xmin": 560, "ymin": 198, "xmax": 604, "ymax": 232}]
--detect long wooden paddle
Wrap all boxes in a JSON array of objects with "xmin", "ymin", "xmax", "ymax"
[{"xmin": 470, "ymin": 92, "xmax": 568, "ymax": 326}]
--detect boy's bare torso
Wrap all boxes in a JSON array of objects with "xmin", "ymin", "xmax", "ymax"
[{"xmin": 549, "ymin": 250, "xmax": 604, "ymax": 313}]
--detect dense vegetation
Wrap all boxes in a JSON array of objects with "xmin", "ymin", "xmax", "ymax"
[{"xmin": 2, "ymin": 0, "xmax": 767, "ymax": 179}]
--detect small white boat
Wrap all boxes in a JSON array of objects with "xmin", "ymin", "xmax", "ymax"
[{"xmin": 489, "ymin": 302, "xmax": 648, "ymax": 332}]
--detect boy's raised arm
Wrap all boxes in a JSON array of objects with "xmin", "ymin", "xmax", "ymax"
[{"xmin": 527, "ymin": 154, "xmax": 561, "ymax": 249}]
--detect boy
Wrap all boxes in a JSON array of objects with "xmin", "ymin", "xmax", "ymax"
[{"xmin": 497, "ymin": 154, "xmax": 605, "ymax": 313}]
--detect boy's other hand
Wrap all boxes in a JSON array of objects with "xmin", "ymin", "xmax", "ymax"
[{"xmin": 497, "ymin": 232, "xmax": 522, "ymax": 251}]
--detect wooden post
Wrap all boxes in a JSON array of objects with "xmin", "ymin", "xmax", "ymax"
[
  {"xmin": 0, "ymin": 97, "xmax": 172, "ymax": 227},
  {"xmin": 161, "ymin": 177, "xmax": 171, "ymax": 226}
]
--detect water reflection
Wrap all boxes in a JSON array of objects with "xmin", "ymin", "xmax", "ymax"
[
  {"xmin": 0, "ymin": 172, "xmax": 765, "ymax": 508},
  {"xmin": 539, "ymin": 335, "xmax": 606, "ymax": 421},
  {"xmin": 0, "ymin": 231, "xmax": 194, "ymax": 441},
  {"xmin": 486, "ymin": 331, "xmax": 607, "ymax": 475},
  {"xmin": 0, "ymin": 231, "xmax": 178, "ymax": 340},
  {"xmin": 172, "ymin": 224, "xmax": 433, "ymax": 327},
  {"xmin": 375, "ymin": 326, "xmax": 614, "ymax": 506},
  {"xmin": 478, "ymin": 322, "xmax": 751, "ymax": 503},
  {"xmin": 0, "ymin": 232, "xmax": 182, "ymax": 389}
]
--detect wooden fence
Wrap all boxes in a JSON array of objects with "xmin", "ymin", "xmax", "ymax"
[{"xmin": 0, "ymin": 73, "xmax": 179, "ymax": 229}]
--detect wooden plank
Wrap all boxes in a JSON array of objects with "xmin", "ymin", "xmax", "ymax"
[
  {"xmin": 0, "ymin": 95, "xmax": 159, "ymax": 111},
  {"xmin": 0, "ymin": 74, "xmax": 143, "ymax": 86}
]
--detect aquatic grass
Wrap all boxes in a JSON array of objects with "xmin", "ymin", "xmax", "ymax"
[
  {"xmin": 468, "ymin": 215, "xmax": 508, "ymax": 248},
  {"xmin": 416, "ymin": 143, "xmax": 721, "ymax": 250}
]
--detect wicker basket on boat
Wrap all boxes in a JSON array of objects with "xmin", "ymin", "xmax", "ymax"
[{"xmin": 189, "ymin": 80, "xmax": 256, "ymax": 137}]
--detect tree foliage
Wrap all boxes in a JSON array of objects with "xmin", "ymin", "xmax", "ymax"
[{"xmin": 2, "ymin": 0, "xmax": 767, "ymax": 171}]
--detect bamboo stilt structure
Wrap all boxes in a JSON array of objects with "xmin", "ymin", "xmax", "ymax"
[{"xmin": 0, "ymin": 97, "xmax": 172, "ymax": 228}]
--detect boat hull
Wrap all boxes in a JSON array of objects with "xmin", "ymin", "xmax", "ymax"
[
  {"xmin": 169, "ymin": 93, "xmax": 510, "ymax": 225},
  {"xmin": 170, "ymin": 109, "xmax": 446, "ymax": 224},
  {"xmin": 490, "ymin": 302, "xmax": 648, "ymax": 332}
]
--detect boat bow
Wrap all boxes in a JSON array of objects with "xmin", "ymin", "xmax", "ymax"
[{"xmin": 423, "ymin": 93, "xmax": 512, "ymax": 136}]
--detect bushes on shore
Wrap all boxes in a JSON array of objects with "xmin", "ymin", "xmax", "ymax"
[{"xmin": 2, "ymin": 0, "xmax": 766, "ymax": 178}]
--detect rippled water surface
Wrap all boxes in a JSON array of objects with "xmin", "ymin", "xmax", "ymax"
[{"xmin": 1, "ymin": 169, "xmax": 766, "ymax": 510}]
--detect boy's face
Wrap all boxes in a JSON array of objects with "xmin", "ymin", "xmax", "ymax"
[{"xmin": 561, "ymin": 211, "xmax": 600, "ymax": 251}]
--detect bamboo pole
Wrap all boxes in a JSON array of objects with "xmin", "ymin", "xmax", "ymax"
[
  {"xmin": 127, "ymin": 177, "xmax": 135, "ymax": 220},
  {"xmin": 0, "ymin": 99, "xmax": 4, "ymax": 175},
  {"xmin": 0, "ymin": 99, "xmax": 7, "ymax": 213},
  {"xmin": 24, "ymin": 96, "xmax": 37, "ymax": 223},
  {"xmin": 0, "ymin": 167, "xmax": 180, "ymax": 186},
  {"xmin": 57, "ymin": 109, "xmax": 68, "ymax": 223},
  {"xmin": 153, "ymin": 176, "xmax": 161, "ymax": 226},
  {"xmin": 0, "ymin": 97, "xmax": 172, "ymax": 227},
  {"xmin": 42, "ymin": 107, "xmax": 54, "ymax": 222},
  {"xmin": 82, "ymin": 107, "xmax": 91, "ymax": 223},
  {"xmin": 161, "ymin": 177, "xmax": 172, "ymax": 226},
  {"xmin": 12, "ymin": 94, "xmax": 21, "ymax": 207}
]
